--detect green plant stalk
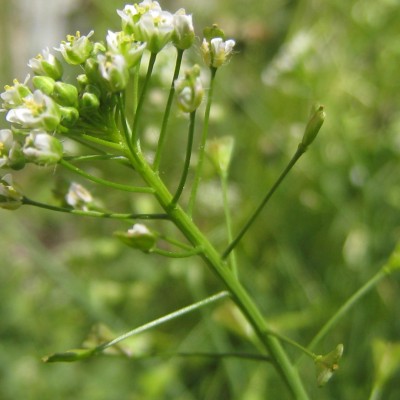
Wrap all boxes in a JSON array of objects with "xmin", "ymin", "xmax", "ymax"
[
  {"xmin": 131, "ymin": 52, "xmax": 157, "ymax": 147},
  {"xmin": 170, "ymin": 111, "xmax": 196, "ymax": 207},
  {"xmin": 221, "ymin": 173, "xmax": 239, "ymax": 278},
  {"xmin": 305, "ymin": 263, "xmax": 396, "ymax": 356},
  {"xmin": 22, "ymin": 197, "xmax": 169, "ymax": 221},
  {"xmin": 150, "ymin": 247, "xmax": 202, "ymax": 258},
  {"xmin": 188, "ymin": 67, "xmax": 217, "ymax": 217},
  {"xmin": 96, "ymin": 291, "xmax": 230, "ymax": 352},
  {"xmin": 59, "ymin": 159, "xmax": 154, "ymax": 193},
  {"xmin": 222, "ymin": 146, "xmax": 306, "ymax": 259},
  {"xmin": 153, "ymin": 48, "xmax": 184, "ymax": 171},
  {"xmin": 123, "ymin": 149, "xmax": 310, "ymax": 400}
]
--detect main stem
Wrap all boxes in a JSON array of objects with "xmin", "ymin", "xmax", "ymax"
[{"xmin": 128, "ymin": 150, "xmax": 309, "ymax": 399}]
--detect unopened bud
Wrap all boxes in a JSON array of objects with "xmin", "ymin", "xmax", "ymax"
[
  {"xmin": 172, "ymin": 9, "xmax": 195, "ymax": 50},
  {"xmin": 59, "ymin": 106, "xmax": 79, "ymax": 128},
  {"xmin": 300, "ymin": 105, "xmax": 325, "ymax": 150},
  {"xmin": 174, "ymin": 64, "xmax": 204, "ymax": 113},
  {"xmin": 53, "ymin": 82, "xmax": 79, "ymax": 107},
  {"xmin": 32, "ymin": 76, "xmax": 56, "ymax": 95}
]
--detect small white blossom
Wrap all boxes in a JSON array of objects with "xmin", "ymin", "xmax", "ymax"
[
  {"xmin": 1, "ymin": 77, "xmax": 32, "ymax": 110},
  {"xmin": 172, "ymin": 9, "xmax": 194, "ymax": 50},
  {"xmin": 201, "ymin": 37, "xmax": 236, "ymax": 68},
  {"xmin": 0, "ymin": 174, "xmax": 23, "ymax": 210},
  {"xmin": 97, "ymin": 53, "xmax": 130, "ymax": 92},
  {"xmin": 65, "ymin": 182, "xmax": 93, "ymax": 211},
  {"xmin": 23, "ymin": 131, "xmax": 63, "ymax": 166},
  {"xmin": 56, "ymin": 31, "xmax": 94, "ymax": 65},
  {"xmin": 28, "ymin": 48, "xmax": 63, "ymax": 80},
  {"xmin": 6, "ymin": 90, "xmax": 61, "ymax": 131}
]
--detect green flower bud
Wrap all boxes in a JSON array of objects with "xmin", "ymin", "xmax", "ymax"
[
  {"xmin": 174, "ymin": 64, "xmax": 204, "ymax": 113},
  {"xmin": 6, "ymin": 90, "xmax": 61, "ymax": 131},
  {"xmin": 28, "ymin": 48, "xmax": 63, "ymax": 80},
  {"xmin": 300, "ymin": 105, "xmax": 325, "ymax": 150},
  {"xmin": 76, "ymin": 74, "xmax": 89, "ymax": 89},
  {"xmin": 0, "ymin": 174, "xmax": 23, "ymax": 210},
  {"xmin": 53, "ymin": 82, "xmax": 79, "ymax": 107},
  {"xmin": 65, "ymin": 182, "xmax": 93, "ymax": 211},
  {"xmin": 59, "ymin": 106, "xmax": 79, "ymax": 128},
  {"xmin": 114, "ymin": 223, "xmax": 157, "ymax": 252},
  {"xmin": 1, "ymin": 77, "xmax": 32, "ymax": 110},
  {"xmin": 23, "ymin": 132, "xmax": 63, "ymax": 166},
  {"xmin": 206, "ymin": 136, "xmax": 235, "ymax": 177},
  {"xmin": 98, "ymin": 53, "xmax": 129, "ymax": 92},
  {"xmin": 201, "ymin": 37, "xmax": 236, "ymax": 69},
  {"xmin": 0, "ymin": 129, "xmax": 25, "ymax": 170},
  {"xmin": 80, "ymin": 92, "xmax": 100, "ymax": 111},
  {"xmin": 56, "ymin": 31, "xmax": 94, "ymax": 65},
  {"xmin": 32, "ymin": 76, "xmax": 56, "ymax": 95},
  {"xmin": 172, "ymin": 9, "xmax": 195, "ymax": 50},
  {"xmin": 315, "ymin": 344, "xmax": 344, "ymax": 387}
]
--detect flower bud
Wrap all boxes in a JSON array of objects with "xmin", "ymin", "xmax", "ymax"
[
  {"xmin": 56, "ymin": 31, "xmax": 94, "ymax": 65},
  {"xmin": 174, "ymin": 64, "xmax": 204, "ymax": 113},
  {"xmin": 0, "ymin": 129, "xmax": 25, "ymax": 170},
  {"xmin": 23, "ymin": 132, "xmax": 63, "ymax": 166},
  {"xmin": 98, "ymin": 53, "xmax": 129, "ymax": 92},
  {"xmin": 32, "ymin": 76, "xmax": 56, "ymax": 95},
  {"xmin": 53, "ymin": 82, "xmax": 79, "ymax": 107},
  {"xmin": 172, "ymin": 9, "xmax": 195, "ymax": 50},
  {"xmin": 300, "ymin": 105, "xmax": 325, "ymax": 150},
  {"xmin": 201, "ymin": 37, "xmax": 236, "ymax": 69},
  {"xmin": 65, "ymin": 182, "xmax": 93, "ymax": 211},
  {"xmin": 76, "ymin": 74, "xmax": 89, "ymax": 89},
  {"xmin": 28, "ymin": 48, "xmax": 63, "ymax": 80},
  {"xmin": 0, "ymin": 174, "xmax": 23, "ymax": 210},
  {"xmin": 80, "ymin": 92, "xmax": 100, "ymax": 110},
  {"xmin": 1, "ymin": 77, "xmax": 32, "ymax": 110},
  {"xmin": 59, "ymin": 106, "xmax": 79, "ymax": 128},
  {"xmin": 206, "ymin": 136, "xmax": 235, "ymax": 177},
  {"xmin": 6, "ymin": 90, "xmax": 61, "ymax": 131},
  {"xmin": 43, "ymin": 348, "xmax": 96, "ymax": 363},
  {"xmin": 114, "ymin": 223, "xmax": 157, "ymax": 252}
]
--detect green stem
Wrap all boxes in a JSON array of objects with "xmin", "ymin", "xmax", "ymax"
[
  {"xmin": 63, "ymin": 155, "xmax": 128, "ymax": 163},
  {"xmin": 222, "ymin": 146, "xmax": 305, "ymax": 260},
  {"xmin": 22, "ymin": 197, "xmax": 169, "ymax": 221},
  {"xmin": 78, "ymin": 133, "xmax": 123, "ymax": 151},
  {"xmin": 153, "ymin": 48, "xmax": 184, "ymax": 171},
  {"xmin": 304, "ymin": 266, "xmax": 391, "ymax": 356},
  {"xmin": 221, "ymin": 173, "xmax": 238, "ymax": 278},
  {"xmin": 59, "ymin": 159, "xmax": 154, "ymax": 193},
  {"xmin": 188, "ymin": 67, "xmax": 217, "ymax": 217},
  {"xmin": 131, "ymin": 52, "xmax": 157, "ymax": 148},
  {"xmin": 96, "ymin": 291, "xmax": 230, "ymax": 353},
  {"xmin": 123, "ymin": 150, "xmax": 310, "ymax": 399},
  {"xmin": 170, "ymin": 111, "xmax": 196, "ymax": 207}
]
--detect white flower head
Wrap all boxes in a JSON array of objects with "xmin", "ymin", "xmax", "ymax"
[
  {"xmin": 65, "ymin": 182, "xmax": 93, "ymax": 211},
  {"xmin": 1, "ymin": 76, "xmax": 32, "ymax": 110},
  {"xmin": 23, "ymin": 131, "xmax": 63, "ymax": 166},
  {"xmin": 133, "ymin": 9, "xmax": 174, "ymax": 53},
  {"xmin": 6, "ymin": 90, "xmax": 61, "ymax": 131},
  {"xmin": 201, "ymin": 37, "xmax": 236, "ymax": 68},
  {"xmin": 56, "ymin": 31, "xmax": 94, "ymax": 65},
  {"xmin": 172, "ymin": 9, "xmax": 194, "ymax": 50},
  {"xmin": 28, "ymin": 48, "xmax": 63, "ymax": 80},
  {"xmin": 97, "ymin": 53, "xmax": 129, "ymax": 92}
]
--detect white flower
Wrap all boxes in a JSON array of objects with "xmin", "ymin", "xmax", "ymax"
[
  {"xmin": 6, "ymin": 90, "xmax": 61, "ymax": 131},
  {"xmin": 133, "ymin": 10, "xmax": 174, "ymax": 53},
  {"xmin": 174, "ymin": 65, "xmax": 204, "ymax": 113},
  {"xmin": 201, "ymin": 37, "xmax": 236, "ymax": 68},
  {"xmin": 23, "ymin": 131, "xmax": 63, "ymax": 166},
  {"xmin": 56, "ymin": 31, "xmax": 94, "ymax": 65},
  {"xmin": 97, "ymin": 53, "xmax": 130, "ymax": 92},
  {"xmin": 1, "ymin": 77, "xmax": 31, "ymax": 110},
  {"xmin": 28, "ymin": 48, "xmax": 63, "ymax": 80},
  {"xmin": 172, "ymin": 9, "xmax": 194, "ymax": 50},
  {"xmin": 0, "ymin": 174, "xmax": 23, "ymax": 210},
  {"xmin": 0, "ymin": 129, "xmax": 25, "ymax": 170},
  {"xmin": 65, "ymin": 182, "xmax": 93, "ymax": 211}
]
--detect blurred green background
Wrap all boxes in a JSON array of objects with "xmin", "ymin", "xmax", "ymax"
[{"xmin": 1, "ymin": 0, "xmax": 400, "ymax": 399}]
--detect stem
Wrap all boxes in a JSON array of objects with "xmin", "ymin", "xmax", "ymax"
[
  {"xmin": 78, "ymin": 133, "xmax": 123, "ymax": 151},
  {"xmin": 170, "ymin": 111, "xmax": 196, "ymax": 207},
  {"xmin": 153, "ymin": 48, "xmax": 184, "ymax": 171},
  {"xmin": 304, "ymin": 267, "xmax": 390, "ymax": 356},
  {"xmin": 222, "ymin": 146, "xmax": 305, "ymax": 260},
  {"xmin": 22, "ymin": 197, "xmax": 169, "ymax": 221},
  {"xmin": 221, "ymin": 173, "xmax": 238, "ymax": 278},
  {"xmin": 124, "ymin": 150, "xmax": 310, "ymax": 399},
  {"xmin": 96, "ymin": 291, "xmax": 230, "ymax": 352},
  {"xmin": 131, "ymin": 52, "xmax": 157, "ymax": 148},
  {"xmin": 59, "ymin": 159, "xmax": 154, "ymax": 193},
  {"xmin": 188, "ymin": 67, "xmax": 217, "ymax": 217}
]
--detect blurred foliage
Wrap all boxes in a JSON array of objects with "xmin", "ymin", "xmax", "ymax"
[{"xmin": 1, "ymin": 0, "xmax": 400, "ymax": 399}]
